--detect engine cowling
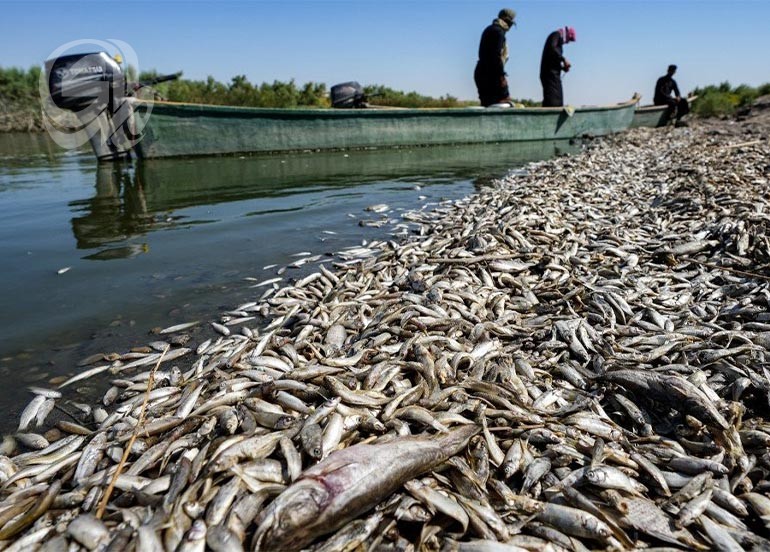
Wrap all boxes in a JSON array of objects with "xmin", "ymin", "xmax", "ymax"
[
  {"xmin": 45, "ymin": 52, "xmax": 125, "ymax": 113},
  {"xmin": 330, "ymin": 81, "xmax": 366, "ymax": 109}
]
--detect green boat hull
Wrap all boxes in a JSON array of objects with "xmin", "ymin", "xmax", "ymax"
[
  {"xmin": 630, "ymin": 105, "xmax": 670, "ymax": 128},
  {"xmin": 132, "ymin": 97, "xmax": 639, "ymax": 160},
  {"xmin": 631, "ymin": 96, "xmax": 696, "ymax": 129}
]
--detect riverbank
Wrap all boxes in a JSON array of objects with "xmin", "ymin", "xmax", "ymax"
[
  {"xmin": 0, "ymin": 102, "xmax": 43, "ymax": 133},
  {"xmin": 0, "ymin": 100, "xmax": 80, "ymax": 133},
  {"xmin": 1, "ymin": 110, "xmax": 769, "ymax": 549}
]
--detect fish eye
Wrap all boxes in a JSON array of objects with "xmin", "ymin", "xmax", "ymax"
[{"xmin": 278, "ymin": 514, "xmax": 297, "ymax": 531}]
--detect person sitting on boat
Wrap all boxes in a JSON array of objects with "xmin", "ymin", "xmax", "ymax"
[
  {"xmin": 540, "ymin": 26, "xmax": 576, "ymax": 107},
  {"xmin": 654, "ymin": 64, "xmax": 690, "ymax": 126},
  {"xmin": 474, "ymin": 8, "xmax": 517, "ymax": 107}
]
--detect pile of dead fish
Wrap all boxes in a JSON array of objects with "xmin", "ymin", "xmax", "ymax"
[{"xmin": 1, "ymin": 122, "xmax": 770, "ymax": 552}]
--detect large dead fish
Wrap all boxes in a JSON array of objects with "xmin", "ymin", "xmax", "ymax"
[{"xmin": 251, "ymin": 425, "xmax": 479, "ymax": 550}]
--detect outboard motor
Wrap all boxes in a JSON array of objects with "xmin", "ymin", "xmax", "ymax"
[
  {"xmin": 331, "ymin": 81, "xmax": 367, "ymax": 109},
  {"xmin": 47, "ymin": 52, "xmax": 124, "ymax": 111},
  {"xmin": 44, "ymin": 52, "xmax": 134, "ymax": 161}
]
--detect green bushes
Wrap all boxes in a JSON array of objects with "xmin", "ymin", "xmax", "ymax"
[
  {"xmin": 691, "ymin": 81, "xmax": 770, "ymax": 117},
  {"xmin": 0, "ymin": 66, "xmax": 44, "ymax": 131},
  {"xmin": 361, "ymin": 85, "xmax": 474, "ymax": 108},
  {"xmin": 0, "ymin": 66, "xmax": 41, "ymax": 104},
  {"xmin": 142, "ymin": 74, "xmax": 331, "ymax": 108},
  {"xmin": 135, "ymin": 71, "xmax": 479, "ymax": 108},
  {"xmin": 146, "ymin": 77, "xmax": 475, "ymax": 109}
]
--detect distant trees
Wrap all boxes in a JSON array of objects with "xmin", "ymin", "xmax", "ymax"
[
  {"xmin": 140, "ymin": 73, "xmax": 331, "ymax": 108},
  {"xmin": 361, "ymin": 85, "xmax": 476, "ymax": 108},
  {"xmin": 142, "ymin": 76, "xmax": 476, "ymax": 109},
  {"xmin": 0, "ymin": 66, "xmax": 44, "ymax": 131},
  {"xmin": 691, "ymin": 81, "xmax": 770, "ymax": 117},
  {"xmin": 0, "ymin": 65, "xmax": 41, "ymax": 102}
]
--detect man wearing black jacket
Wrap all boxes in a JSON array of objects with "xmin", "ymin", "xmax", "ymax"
[
  {"xmin": 474, "ymin": 8, "xmax": 516, "ymax": 107},
  {"xmin": 540, "ymin": 26, "xmax": 576, "ymax": 107},
  {"xmin": 654, "ymin": 65, "xmax": 690, "ymax": 125}
]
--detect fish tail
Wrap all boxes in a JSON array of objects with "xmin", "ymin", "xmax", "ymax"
[{"xmin": 437, "ymin": 425, "xmax": 481, "ymax": 456}]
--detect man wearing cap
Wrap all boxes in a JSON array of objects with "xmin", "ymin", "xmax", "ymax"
[
  {"xmin": 474, "ymin": 8, "xmax": 516, "ymax": 107},
  {"xmin": 540, "ymin": 26, "xmax": 576, "ymax": 107},
  {"xmin": 654, "ymin": 64, "xmax": 690, "ymax": 125}
]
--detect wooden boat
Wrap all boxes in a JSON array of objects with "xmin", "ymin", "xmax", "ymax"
[
  {"xmin": 45, "ymin": 53, "xmax": 639, "ymax": 161},
  {"xmin": 129, "ymin": 95, "xmax": 640, "ymax": 160},
  {"xmin": 630, "ymin": 96, "xmax": 697, "ymax": 129}
]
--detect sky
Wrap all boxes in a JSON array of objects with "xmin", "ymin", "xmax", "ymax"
[{"xmin": 1, "ymin": 0, "xmax": 769, "ymax": 106}]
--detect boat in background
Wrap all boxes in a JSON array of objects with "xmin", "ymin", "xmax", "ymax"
[{"xmin": 630, "ymin": 96, "xmax": 698, "ymax": 129}]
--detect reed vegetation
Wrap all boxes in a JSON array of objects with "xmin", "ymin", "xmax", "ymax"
[
  {"xmin": 141, "ymin": 73, "xmax": 486, "ymax": 108},
  {"xmin": 691, "ymin": 81, "xmax": 770, "ymax": 117},
  {"xmin": 0, "ymin": 66, "xmax": 44, "ymax": 131}
]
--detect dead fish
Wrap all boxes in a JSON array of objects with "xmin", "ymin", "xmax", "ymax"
[
  {"xmin": 159, "ymin": 321, "xmax": 200, "ymax": 334},
  {"xmin": 67, "ymin": 514, "xmax": 110, "ymax": 550},
  {"xmin": 252, "ymin": 425, "xmax": 479, "ymax": 550}
]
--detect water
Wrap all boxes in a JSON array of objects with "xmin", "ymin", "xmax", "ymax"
[{"xmin": 0, "ymin": 133, "xmax": 579, "ymax": 431}]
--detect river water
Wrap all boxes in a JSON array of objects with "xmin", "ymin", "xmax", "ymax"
[{"xmin": 0, "ymin": 133, "xmax": 579, "ymax": 432}]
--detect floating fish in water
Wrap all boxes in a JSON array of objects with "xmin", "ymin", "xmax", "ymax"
[
  {"xmin": 159, "ymin": 321, "xmax": 199, "ymax": 334},
  {"xmin": 364, "ymin": 203, "xmax": 389, "ymax": 213}
]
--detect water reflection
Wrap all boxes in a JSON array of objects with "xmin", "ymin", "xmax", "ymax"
[
  {"xmin": 70, "ymin": 165, "xmax": 152, "ymax": 251},
  {"xmin": 0, "ymin": 132, "xmax": 83, "ymax": 172},
  {"xmin": 69, "ymin": 140, "xmax": 579, "ymax": 257}
]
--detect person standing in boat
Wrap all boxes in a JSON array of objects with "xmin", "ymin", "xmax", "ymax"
[
  {"xmin": 539, "ymin": 26, "xmax": 576, "ymax": 107},
  {"xmin": 474, "ymin": 8, "xmax": 517, "ymax": 107},
  {"xmin": 654, "ymin": 64, "xmax": 690, "ymax": 125}
]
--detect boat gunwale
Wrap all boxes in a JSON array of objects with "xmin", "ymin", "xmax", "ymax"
[
  {"xmin": 634, "ymin": 95, "xmax": 698, "ymax": 113},
  {"xmin": 132, "ymin": 96, "xmax": 640, "ymax": 119},
  {"xmin": 635, "ymin": 104, "xmax": 669, "ymax": 113}
]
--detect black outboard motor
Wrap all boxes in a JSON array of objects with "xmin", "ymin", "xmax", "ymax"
[
  {"xmin": 331, "ymin": 81, "xmax": 367, "ymax": 108},
  {"xmin": 46, "ymin": 52, "xmax": 125, "ymax": 112},
  {"xmin": 44, "ymin": 52, "xmax": 133, "ymax": 161}
]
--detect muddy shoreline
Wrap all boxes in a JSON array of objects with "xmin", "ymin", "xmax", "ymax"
[{"xmin": 0, "ymin": 104, "xmax": 44, "ymax": 133}]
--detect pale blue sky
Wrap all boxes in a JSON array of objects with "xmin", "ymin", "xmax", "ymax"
[{"xmin": 1, "ymin": 0, "xmax": 768, "ymax": 105}]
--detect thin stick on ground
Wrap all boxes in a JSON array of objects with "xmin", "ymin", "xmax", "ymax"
[
  {"xmin": 95, "ymin": 346, "xmax": 169, "ymax": 519},
  {"xmin": 721, "ymin": 139, "xmax": 763, "ymax": 149}
]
